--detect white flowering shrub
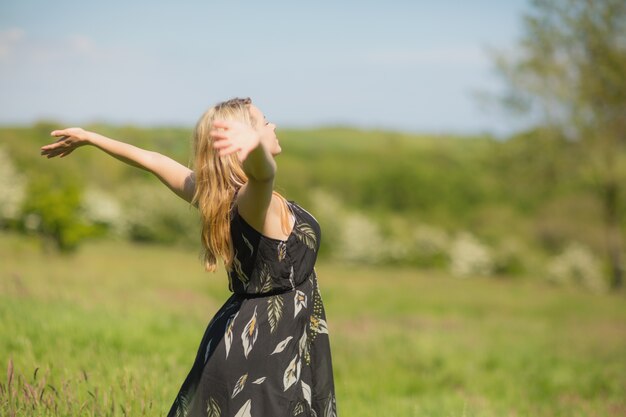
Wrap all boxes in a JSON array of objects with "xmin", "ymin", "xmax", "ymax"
[
  {"xmin": 81, "ymin": 187, "xmax": 126, "ymax": 236},
  {"xmin": 546, "ymin": 242, "xmax": 606, "ymax": 292},
  {"xmin": 338, "ymin": 212, "xmax": 387, "ymax": 264},
  {"xmin": 310, "ymin": 189, "xmax": 391, "ymax": 264},
  {"xmin": 449, "ymin": 232, "xmax": 495, "ymax": 278},
  {"xmin": 384, "ymin": 239, "xmax": 410, "ymax": 263},
  {"xmin": 0, "ymin": 147, "xmax": 26, "ymax": 225},
  {"xmin": 309, "ymin": 189, "xmax": 522, "ymax": 274}
]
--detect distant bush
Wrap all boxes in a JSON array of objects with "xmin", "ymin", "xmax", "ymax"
[
  {"xmin": 0, "ymin": 147, "xmax": 26, "ymax": 228},
  {"xmin": 311, "ymin": 189, "xmax": 398, "ymax": 264},
  {"xmin": 546, "ymin": 242, "xmax": 607, "ymax": 292},
  {"xmin": 3, "ymin": 123, "xmax": 618, "ymax": 283},
  {"xmin": 449, "ymin": 232, "xmax": 495, "ymax": 278},
  {"xmin": 118, "ymin": 182, "xmax": 200, "ymax": 247},
  {"xmin": 492, "ymin": 237, "xmax": 528, "ymax": 276},
  {"xmin": 337, "ymin": 212, "xmax": 387, "ymax": 264},
  {"xmin": 533, "ymin": 194, "xmax": 605, "ymax": 254},
  {"xmin": 20, "ymin": 174, "xmax": 98, "ymax": 252},
  {"xmin": 310, "ymin": 189, "xmax": 520, "ymax": 274},
  {"xmin": 411, "ymin": 224, "xmax": 450, "ymax": 268},
  {"xmin": 81, "ymin": 186, "xmax": 126, "ymax": 236}
]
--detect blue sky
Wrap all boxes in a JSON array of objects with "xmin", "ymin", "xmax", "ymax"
[{"xmin": 0, "ymin": 0, "xmax": 530, "ymax": 135}]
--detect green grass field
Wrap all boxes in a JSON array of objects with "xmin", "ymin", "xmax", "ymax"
[{"xmin": 1, "ymin": 232, "xmax": 625, "ymax": 416}]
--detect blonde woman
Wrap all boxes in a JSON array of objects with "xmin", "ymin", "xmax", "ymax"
[{"xmin": 41, "ymin": 97, "xmax": 337, "ymax": 417}]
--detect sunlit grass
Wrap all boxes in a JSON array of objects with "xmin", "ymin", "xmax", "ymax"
[{"xmin": 1, "ymin": 232, "xmax": 625, "ymax": 416}]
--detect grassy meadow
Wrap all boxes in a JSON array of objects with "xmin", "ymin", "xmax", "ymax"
[
  {"xmin": 1, "ymin": 232, "xmax": 625, "ymax": 417},
  {"xmin": 2, "ymin": 122, "xmax": 626, "ymax": 416}
]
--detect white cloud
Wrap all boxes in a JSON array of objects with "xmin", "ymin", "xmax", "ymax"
[
  {"xmin": 0, "ymin": 28, "xmax": 25, "ymax": 60},
  {"xmin": 0, "ymin": 29, "xmax": 158, "ymax": 125},
  {"xmin": 0, "ymin": 29, "xmax": 126, "ymax": 66},
  {"xmin": 67, "ymin": 35, "xmax": 98, "ymax": 57}
]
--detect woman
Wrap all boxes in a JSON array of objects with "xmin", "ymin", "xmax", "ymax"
[{"xmin": 41, "ymin": 97, "xmax": 338, "ymax": 417}]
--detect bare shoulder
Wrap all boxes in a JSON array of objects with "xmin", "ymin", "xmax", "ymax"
[{"xmin": 234, "ymin": 180, "xmax": 287, "ymax": 240}]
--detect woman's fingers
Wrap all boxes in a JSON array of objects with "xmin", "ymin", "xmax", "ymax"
[
  {"xmin": 212, "ymin": 135, "xmax": 247, "ymax": 156},
  {"xmin": 43, "ymin": 148, "xmax": 63, "ymax": 158},
  {"xmin": 40, "ymin": 146, "xmax": 57, "ymax": 156},
  {"xmin": 210, "ymin": 120, "xmax": 259, "ymax": 161},
  {"xmin": 212, "ymin": 137, "xmax": 233, "ymax": 149},
  {"xmin": 50, "ymin": 130, "xmax": 75, "ymax": 139},
  {"xmin": 211, "ymin": 120, "xmax": 234, "ymax": 130},
  {"xmin": 218, "ymin": 143, "xmax": 241, "ymax": 156},
  {"xmin": 41, "ymin": 138, "xmax": 75, "ymax": 158},
  {"xmin": 210, "ymin": 130, "xmax": 229, "ymax": 141},
  {"xmin": 41, "ymin": 134, "xmax": 79, "ymax": 154},
  {"xmin": 40, "ymin": 140, "xmax": 69, "ymax": 154},
  {"xmin": 41, "ymin": 138, "xmax": 67, "ymax": 150},
  {"xmin": 41, "ymin": 127, "xmax": 87, "ymax": 159},
  {"xmin": 50, "ymin": 127, "xmax": 83, "ymax": 137}
]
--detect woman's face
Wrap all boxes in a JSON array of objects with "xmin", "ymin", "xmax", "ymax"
[{"xmin": 249, "ymin": 104, "xmax": 281, "ymax": 156}]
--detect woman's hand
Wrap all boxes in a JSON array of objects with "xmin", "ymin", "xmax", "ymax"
[
  {"xmin": 41, "ymin": 127, "xmax": 91, "ymax": 159},
  {"xmin": 210, "ymin": 120, "xmax": 261, "ymax": 162}
]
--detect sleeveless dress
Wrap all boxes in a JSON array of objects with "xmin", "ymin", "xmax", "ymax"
[{"xmin": 167, "ymin": 198, "xmax": 338, "ymax": 417}]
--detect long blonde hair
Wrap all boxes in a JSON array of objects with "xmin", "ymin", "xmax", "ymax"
[{"xmin": 190, "ymin": 97, "xmax": 291, "ymax": 272}]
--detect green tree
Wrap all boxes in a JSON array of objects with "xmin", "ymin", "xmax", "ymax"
[{"xmin": 495, "ymin": 0, "xmax": 626, "ymax": 289}]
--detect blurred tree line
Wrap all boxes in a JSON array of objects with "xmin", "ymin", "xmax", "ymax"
[
  {"xmin": 494, "ymin": 0, "xmax": 626, "ymax": 288},
  {"xmin": 0, "ymin": 0, "xmax": 623, "ymax": 291},
  {"xmin": 0, "ymin": 121, "xmax": 620, "ymax": 292}
]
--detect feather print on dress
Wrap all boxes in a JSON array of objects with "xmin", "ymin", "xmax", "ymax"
[
  {"xmin": 241, "ymin": 306, "xmax": 259, "ymax": 358},
  {"xmin": 224, "ymin": 311, "xmax": 239, "ymax": 359},
  {"xmin": 267, "ymin": 295, "xmax": 283, "ymax": 334}
]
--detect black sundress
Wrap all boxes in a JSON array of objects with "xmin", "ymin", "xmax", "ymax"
[{"xmin": 167, "ymin": 198, "xmax": 338, "ymax": 417}]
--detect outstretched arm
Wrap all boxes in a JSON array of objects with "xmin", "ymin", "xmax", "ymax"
[{"xmin": 41, "ymin": 128, "xmax": 196, "ymax": 204}]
